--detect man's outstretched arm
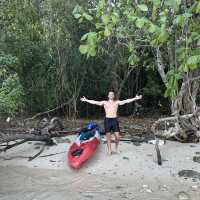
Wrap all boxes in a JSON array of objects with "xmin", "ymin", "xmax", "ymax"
[
  {"xmin": 118, "ymin": 95, "xmax": 142, "ymax": 106},
  {"xmin": 80, "ymin": 96, "xmax": 105, "ymax": 106}
]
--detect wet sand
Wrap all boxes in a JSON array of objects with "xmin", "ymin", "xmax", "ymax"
[{"xmin": 0, "ymin": 136, "xmax": 200, "ymax": 200}]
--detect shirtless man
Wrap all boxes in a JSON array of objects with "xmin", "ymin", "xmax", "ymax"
[{"xmin": 80, "ymin": 91, "xmax": 142, "ymax": 155}]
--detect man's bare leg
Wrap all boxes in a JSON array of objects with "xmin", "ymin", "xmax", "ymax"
[
  {"xmin": 106, "ymin": 132, "xmax": 112, "ymax": 155},
  {"xmin": 114, "ymin": 132, "xmax": 120, "ymax": 153}
]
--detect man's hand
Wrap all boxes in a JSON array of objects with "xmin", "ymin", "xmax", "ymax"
[
  {"xmin": 135, "ymin": 95, "xmax": 142, "ymax": 100},
  {"xmin": 80, "ymin": 96, "xmax": 87, "ymax": 102},
  {"xmin": 80, "ymin": 96, "xmax": 104, "ymax": 106},
  {"xmin": 118, "ymin": 95, "xmax": 142, "ymax": 105}
]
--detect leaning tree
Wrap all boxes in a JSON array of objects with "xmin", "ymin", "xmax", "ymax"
[{"xmin": 73, "ymin": 0, "xmax": 200, "ymax": 141}]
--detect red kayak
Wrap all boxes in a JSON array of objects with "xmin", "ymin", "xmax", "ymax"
[{"xmin": 67, "ymin": 122, "xmax": 100, "ymax": 169}]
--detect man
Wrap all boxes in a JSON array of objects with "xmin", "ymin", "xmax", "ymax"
[{"xmin": 80, "ymin": 91, "xmax": 142, "ymax": 155}]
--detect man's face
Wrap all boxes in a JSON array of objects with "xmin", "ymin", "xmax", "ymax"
[{"xmin": 108, "ymin": 92, "xmax": 115, "ymax": 100}]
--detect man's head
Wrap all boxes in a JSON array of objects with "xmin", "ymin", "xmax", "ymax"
[{"xmin": 108, "ymin": 91, "xmax": 115, "ymax": 100}]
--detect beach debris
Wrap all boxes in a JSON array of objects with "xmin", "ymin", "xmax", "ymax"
[
  {"xmin": 191, "ymin": 185, "xmax": 199, "ymax": 190},
  {"xmin": 122, "ymin": 156, "xmax": 129, "ymax": 160},
  {"xmin": 6, "ymin": 117, "xmax": 11, "ymax": 123},
  {"xmin": 54, "ymin": 137, "xmax": 71, "ymax": 143},
  {"xmin": 28, "ymin": 145, "xmax": 45, "ymax": 161},
  {"xmin": 176, "ymin": 191, "xmax": 190, "ymax": 200},
  {"xmin": 0, "ymin": 139, "xmax": 27, "ymax": 152},
  {"xmin": 140, "ymin": 184, "xmax": 153, "ymax": 193},
  {"xmin": 158, "ymin": 184, "xmax": 168, "ymax": 191},
  {"xmin": 49, "ymin": 160, "xmax": 56, "ymax": 162},
  {"xmin": 84, "ymin": 194, "xmax": 94, "ymax": 199},
  {"xmin": 178, "ymin": 170, "xmax": 200, "ymax": 181},
  {"xmin": 116, "ymin": 185, "xmax": 123, "ymax": 189},
  {"xmin": 132, "ymin": 142, "xmax": 141, "ymax": 146},
  {"xmin": 129, "ymin": 124, "xmax": 144, "ymax": 130},
  {"xmin": 39, "ymin": 151, "xmax": 65, "ymax": 158},
  {"xmin": 193, "ymin": 156, "xmax": 200, "ymax": 163},
  {"xmin": 151, "ymin": 113, "xmax": 200, "ymax": 142},
  {"xmin": 155, "ymin": 139, "xmax": 162, "ymax": 165},
  {"xmin": 148, "ymin": 139, "xmax": 165, "ymax": 146}
]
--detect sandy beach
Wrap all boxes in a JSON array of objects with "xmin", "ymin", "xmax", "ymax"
[{"xmin": 0, "ymin": 135, "xmax": 200, "ymax": 200}]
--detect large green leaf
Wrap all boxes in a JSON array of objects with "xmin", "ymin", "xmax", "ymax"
[
  {"xmin": 102, "ymin": 15, "xmax": 110, "ymax": 24},
  {"xmin": 158, "ymin": 30, "xmax": 169, "ymax": 43},
  {"xmin": 99, "ymin": 0, "xmax": 106, "ymax": 10},
  {"xmin": 186, "ymin": 55, "xmax": 200, "ymax": 69},
  {"xmin": 128, "ymin": 54, "xmax": 139, "ymax": 65},
  {"xmin": 194, "ymin": 2, "xmax": 200, "ymax": 13},
  {"xmin": 104, "ymin": 26, "xmax": 111, "ymax": 36},
  {"xmin": 83, "ymin": 13, "xmax": 93, "ymax": 21},
  {"xmin": 81, "ymin": 33, "xmax": 89, "ymax": 41},
  {"xmin": 127, "ymin": 13, "xmax": 137, "ymax": 22},
  {"xmin": 72, "ymin": 5, "xmax": 83, "ymax": 16},
  {"xmin": 173, "ymin": 15, "xmax": 184, "ymax": 26},
  {"xmin": 135, "ymin": 18, "xmax": 145, "ymax": 28},
  {"xmin": 148, "ymin": 23, "xmax": 159, "ymax": 33},
  {"xmin": 74, "ymin": 13, "xmax": 81, "ymax": 19},
  {"xmin": 152, "ymin": 0, "xmax": 160, "ymax": 6},
  {"xmin": 111, "ymin": 12, "xmax": 119, "ymax": 25},
  {"xmin": 138, "ymin": 4, "xmax": 148, "ymax": 12},
  {"xmin": 79, "ymin": 45, "xmax": 88, "ymax": 54},
  {"xmin": 88, "ymin": 47, "xmax": 96, "ymax": 57}
]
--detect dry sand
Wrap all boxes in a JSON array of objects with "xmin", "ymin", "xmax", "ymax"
[{"xmin": 0, "ymin": 135, "xmax": 200, "ymax": 200}]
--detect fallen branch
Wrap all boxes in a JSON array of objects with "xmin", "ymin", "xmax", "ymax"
[
  {"xmin": 39, "ymin": 151, "xmax": 65, "ymax": 158},
  {"xmin": 0, "ymin": 140, "xmax": 27, "ymax": 152},
  {"xmin": 28, "ymin": 145, "xmax": 45, "ymax": 161},
  {"xmin": 24, "ymin": 99, "xmax": 73, "ymax": 121}
]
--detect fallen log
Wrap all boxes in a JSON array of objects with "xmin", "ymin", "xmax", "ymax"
[
  {"xmin": 151, "ymin": 113, "xmax": 200, "ymax": 142},
  {"xmin": 0, "ymin": 133, "xmax": 53, "ymax": 145}
]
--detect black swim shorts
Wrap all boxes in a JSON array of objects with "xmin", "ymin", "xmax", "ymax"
[{"xmin": 104, "ymin": 118, "xmax": 120, "ymax": 133}]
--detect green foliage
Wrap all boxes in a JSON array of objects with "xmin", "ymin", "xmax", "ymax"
[
  {"xmin": 137, "ymin": 4, "xmax": 148, "ymax": 12},
  {"xmin": 164, "ymin": 70, "xmax": 181, "ymax": 99},
  {"xmin": 0, "ymin": 51, "xmax": 24, "ymax": 116},
  {"xmin": 0, "ymin": 74, "xmax": 25, "ymax": 116},
  {"xmin": 73, "ymin": 0, "xmax": 200, "ymax": 101},
  {"xmin": 1, "ymin": 0, "xmax": 200, "ymax": 117}
]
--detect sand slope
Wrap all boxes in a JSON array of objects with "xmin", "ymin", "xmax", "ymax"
[{"xmin": 0, "ymin": 136, "xmax": 200, "ymax": 200}]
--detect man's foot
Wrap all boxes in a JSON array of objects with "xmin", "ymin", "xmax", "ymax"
[
  {"xmin": 107, "ymin": 149, "xmax": 112, "ymax": 155},
  {"xmin": 114, "ymin": 148, "xmax": 120, "ymax": 154}
]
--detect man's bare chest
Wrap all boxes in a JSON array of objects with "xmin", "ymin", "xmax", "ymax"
[{"xmin": 104, "ymin": 102, "xmax": 118, "ymax": 110}]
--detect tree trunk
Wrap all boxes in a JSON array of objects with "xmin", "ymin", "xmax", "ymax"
[
  {"xmin": 171, "ymin": 71, "xmax": 200, "ymax": 115},
  {"xmin": 154, "ymin": 46, "xmax": 200, "ymax": 142}
]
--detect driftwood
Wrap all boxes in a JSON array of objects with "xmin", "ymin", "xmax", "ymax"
[
  {"xmin": 0, "ymin": 117, "xmax": 78, "ymax": 160},
  {"xmin": 0, "ymin": 140, "xmax": 27, "ymax": 152},
  {"xmin": 28, "ymin": 145, "xmax": 45, "ymax": 161},
  {"xmin": 0, "ymin": 118, "xmax": 68, "ymax": 150},
  {"xmin": 0, "ymin": 117, "xmax": 165, "ymax": 166},
  {"xmin": 0, "ymin": 132, "xmax": 54, "ymax": 144},
  {"xmin": 155, "ymin": 139, "xmax": 162, "ymax": 165},
  {"xmin": 151, "ymin": 112, "xmax": 200, "ymax": 142}
]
